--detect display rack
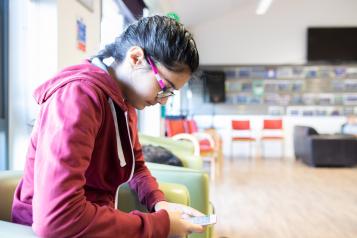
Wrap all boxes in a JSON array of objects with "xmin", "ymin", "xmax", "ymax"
[{"xmin": 195, "ymin": 64, "xmax": 357, "ymax": 116}]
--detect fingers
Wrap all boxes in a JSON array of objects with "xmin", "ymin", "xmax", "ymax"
[
  {"xmin": 182, "ymin": 205, "xmax": 205, "ymax": 217},
  {"xmin": 186, "ymin": 222, "xmax": 204, "ymax": 234},
  {"xmin": 172, "ymin": 210, "xmax": 183, "ymax": 218},
  {"xmin": 168, "ymin": 210, "xmax": 204, "ymax": 238},
  {"xmin": 166, "ymin": 203, "xmax": 205, "ymax": 217},
  {"xmin": 180, "ymin": 213, "xmax": 191, "ymax": 220},
  {"xmin": 154, "ymin": 201, "xmax": 169, "ymax": 211}
]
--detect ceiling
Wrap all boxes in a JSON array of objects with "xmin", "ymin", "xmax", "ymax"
[{"xmin": 145, "ymin": 0, "xmax": 256, "ymax": 27}]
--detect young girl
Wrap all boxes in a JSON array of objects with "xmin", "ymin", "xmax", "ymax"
[{"xmin": 11, "ymin": 15, "xmax": 203, "ymax": 238}]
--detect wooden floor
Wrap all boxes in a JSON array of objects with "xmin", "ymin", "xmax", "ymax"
[{"xmin": 210, "ymin": 157, "xmax": 357, "ymax": 238}]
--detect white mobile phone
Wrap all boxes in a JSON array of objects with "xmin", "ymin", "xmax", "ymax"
[{"xmin": 185, "ymin": 215, "xmax": 217, "ymax": 226}]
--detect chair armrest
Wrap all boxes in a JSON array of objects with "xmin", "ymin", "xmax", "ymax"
[
  {"xmin": 139, "ymin": 133, "xmax": 195, "ymax": 154},
  {"xmin": 0, "ymin": 171, "xmax": 23, "ymax": 222},
  {"xmin": 117, "ymin": 182, "xmax": 190, "ymax": 213},
  {"xmin": 139, "ymin": 133, "xmax": 203, "ymax": 170},
  {"xmin": 192, "ymin": 132, "xmax": 215, "ymax": 148},
  {"xmin": 172, "ymin": 133, "xmax": 201, "ymax": 157}
]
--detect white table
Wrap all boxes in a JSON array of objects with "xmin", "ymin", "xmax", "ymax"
[{"xmin": 0, "ymin": 220, "xmax": 37, "ymax": 237}]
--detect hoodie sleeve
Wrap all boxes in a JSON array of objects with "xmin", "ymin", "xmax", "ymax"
[
  {"xmin": 127, "ymin": 107, "xmax": 167, "ymax": 212},
  {"xmin": 32, "ymin": 81, "xmax": 169, "ymax": 238}
]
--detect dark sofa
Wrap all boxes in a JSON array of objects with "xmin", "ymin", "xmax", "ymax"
[{"xmin": 293, "ymin": 126, "xmax": 357, "ymax": 167}]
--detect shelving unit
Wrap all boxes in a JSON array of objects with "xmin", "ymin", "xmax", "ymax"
[{"xmin": 196, "ymin": 64, "xmax": 357, "ymax": 116}]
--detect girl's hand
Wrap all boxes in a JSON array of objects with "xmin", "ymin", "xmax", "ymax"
[
  {"xmin": 155, "ymin": 201, "xmax": 205, "ymax": 219},
  {"xmin": 167, "ymin": 210, "xmax": 204, "ymax": 238}
]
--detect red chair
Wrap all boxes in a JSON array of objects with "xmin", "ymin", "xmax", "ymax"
[
  {"xmin": 261, "ymin": 119, "xmax": 284, "ymax": 158},
  {"xmin": 165, "ymin": 119, "xmax": 216, "ymax": 153},
  {"xmin": 165, "ymin": 119, "xmax": 201, "ymax": 156},
  {"xmin": 165, "ymin": 119, "xmax": 187, "ymax": 137},
  {"xmin": 165, "ymin": 118, "xmax": 215, "ymax": 155},
  {"xmin": 231, "ymin": 120, "xmax": 256, "ymax": 158},
  {"xmin": 185, "ymin": 119, "xmax": 216, "ymax": 155},
  {"xmin": 185, "ymin": 119, "xmax": 199, "ymax": 134},
  {"xmin": 165, "ymin": 118, "xmax": 217, "ymax": 180}
]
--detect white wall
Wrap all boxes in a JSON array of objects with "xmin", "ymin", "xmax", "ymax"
[
  {"xmin": 194, "ymin": 115, "xmax": 347, "ymax": 158},
  {"xmin": 101, "ymin": 0, "xmax": 124, "ymax": 49},
  {"xmin": 138, "ymin": 105, "xmax": 162, "ymax": 137},
  {"xmin": 57, "ymin": 0, "xmax": 101, "ymax": 69},
  {"xmin": 192, "ymin": 0, "xmax": 357, "ymax": 65}
]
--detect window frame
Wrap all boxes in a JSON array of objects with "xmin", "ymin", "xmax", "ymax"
[{"xmin": 0, "ymin": 0, "xmax": 9, "ymax": 170}]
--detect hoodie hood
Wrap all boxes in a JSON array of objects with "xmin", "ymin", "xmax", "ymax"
[{"xmin": 33, "ymin": 60, "xmax": 128, "ymax": 111}]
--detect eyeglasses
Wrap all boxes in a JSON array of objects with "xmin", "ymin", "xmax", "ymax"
[{"xmin": 146, "ymin": 55, "xmax": 175, "ymax": 99}]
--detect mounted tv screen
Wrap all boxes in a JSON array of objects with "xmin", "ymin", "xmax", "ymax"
[
  {"xmin": 203, "ymin": 71, "xmax": 226, "ymax": 103},
  {"xmin": 307, "ymin": 27, "xmax": 357, "ymax": 62}
]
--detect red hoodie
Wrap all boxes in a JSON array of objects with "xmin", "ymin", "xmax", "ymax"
[{"xmin": 11, "ymin": 60, "xmax": 170, "ymax": 237}]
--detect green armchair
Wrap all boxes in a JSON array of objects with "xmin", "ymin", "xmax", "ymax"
[
  {"xmin": 0, "ymin": 164, "xmax": 214, "ymax": 238},
  {"xmin": 0, "ymin": 170, "xmax": 190, "ymax": 237},
  {"xmin": 147, "ymin": 162, "xmax": 214, "ymax": 238},
  {"xmin": 0, "ymin": 171, "xmax": 23, "ymax": 222},
  {"xmin": 118, "ymin": 182, "xmax": 189, "ymax": 213},
  {"xmin": 139, "ymin": 133, "xmax": 203, "ymax": 170}
]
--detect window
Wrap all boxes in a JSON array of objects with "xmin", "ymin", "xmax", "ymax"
[
  {"xmin": 0, "ymin": 0, "xmax": 9, "ymax": 170},
  {"xmin": 100, "ymin": 0, "xmax": 125, "ymax": 49}
]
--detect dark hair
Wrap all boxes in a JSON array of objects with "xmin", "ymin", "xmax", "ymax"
[{"xmin": 97, "ymin": 15, "xmax": 199, "ymax": 73}]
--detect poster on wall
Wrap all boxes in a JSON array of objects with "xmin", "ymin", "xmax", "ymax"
[
  {"xmin": 344, "ymin": 80, "xmax": 357, "ymax": 91},
  {"xmin": 252, "ymin": 80, "xmax": 264, "ymax": 96},
  {"xmin": 343, "ymin": 94, "xmax": 357, "ymax": 105},
  {"xmin": 77, "ymin": 18, "xmax": 87, "ymax": 52}
]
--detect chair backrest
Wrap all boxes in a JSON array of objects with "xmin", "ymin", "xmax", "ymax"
[
  {"xmin": 0, "ymin": 171, "xmax": 23, "ymax": 222},
  {"xmin": 185, "ymin": 120, "xmax": 199, "ymax": 134},
  {"xmin": 232, "ymin": 120, "xmax": 251, "ymax": 130},
  {"xmin": 147, "ymin": 162, "xmax": 211, "ymax": 215},
  {"xmin": 293, "ymin": 126, "xmax": 318, "ymax": 159},
  {"xmin": 263, "ymin": 119, "xmax": 283, "ymax": 130},
  {"xmin": 165, "ymin": 119, "xmax": 187, "ymax": 137}
]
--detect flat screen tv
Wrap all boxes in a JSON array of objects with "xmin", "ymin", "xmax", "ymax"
[
  {"xmin": 203, "ymin": 71, "xmax": 226, "ymax": 103},
  {"xmin": 307, "ymin": 27, "xmax": 357, "ymax": 63}
]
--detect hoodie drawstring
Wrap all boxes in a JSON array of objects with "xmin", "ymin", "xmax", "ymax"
[
  {"xmin": 108, "ymin": 98, "xmax": 127, "ymax": 167},
  {"xmin": 108, "ymin": 98, "xmax": 136, "ymax": 210}
]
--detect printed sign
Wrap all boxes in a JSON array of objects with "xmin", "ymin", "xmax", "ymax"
[{"xmin": 77, "ymin": 18, "xmax": 86, "ymax": 52}]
